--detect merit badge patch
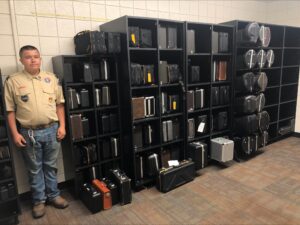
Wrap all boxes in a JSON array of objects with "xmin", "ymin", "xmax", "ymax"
[
  {"xmin": 21, "ymin": 95, "xmax": 29, "ymax": 102},
  {"xmin": 44, "ymin": 77, "xmax": 51, "ymax": 83},
  {"xmin": 49, "ymin": 97, "xmax": 53, "ymax": 103}
]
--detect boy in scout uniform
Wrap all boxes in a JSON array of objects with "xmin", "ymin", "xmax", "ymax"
[{"xmin": 4, "ymin": 45, "xmax": 68, "ymax": 218}]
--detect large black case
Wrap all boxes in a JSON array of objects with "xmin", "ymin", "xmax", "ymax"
[
  {"xmin": 109, "ymin": 169, "xmax": 132, "ymax": 205},
  {"xmin": 237, "ymin": 22, "xmax": 260, "ymax": 44},
  {"xmin": 219, "ymin": 86, "xmax": 230, "ymax": 105},
  {"xmin": 130, "ymin": 63, "xmax": 144, "ymax": 86},
  {"xmin": 235, "ymin": 72, "xmax": 255, "ymax": 94},
  {"xmin": 73, "ymin": 63, "xmax": 93, "ymax": 83},
  {"xmin": 102, "ymin": 178, "xmax": 119, "ymax": 206},
  {"xmin": 80, "ymin": 183, "xmax": 102, "ymax": 213},
  {"xmin": 157, "ymin": 160, "xmax": 195, "ymax": 193},
  {"xmin": 187, "ymin": 142, "xmax": 208, "ymax": 170},
  {"xmin": 235, "ymin": 95, "xmax": 257, "ymax": 114},
  {"xmin": 74, "ymin": 31, "xmax": 106, "ymax": 55},
  {"xmin": 189, "ymin": 66, "xmax": 200, "ymax": 83},
  {"xmin": 257, "ymin": 111, "xmax": 270, "ymax": 132},
  {"xmin": 105, "ymin": 32, "xmax": 121, "ymax": 53},
  {"xmin": 235, "ymin": 114, "xmax": 258, "ymax": 135}
]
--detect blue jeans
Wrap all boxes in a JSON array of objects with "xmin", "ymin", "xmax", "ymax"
[{"xmin": 20, "ymin": 123, "xmax": 60, "ymax": 205}]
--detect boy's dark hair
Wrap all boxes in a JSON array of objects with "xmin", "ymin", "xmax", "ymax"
[{"xmin": 19, "ymin": 45, "xmax": 39, "ymax": 58}]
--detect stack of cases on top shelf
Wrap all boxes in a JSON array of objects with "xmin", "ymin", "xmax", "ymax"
[
  {"xmin": 0, "ymin": 71, "xmax": 20, "ymax": 225},
  {"xmin": 223, "ymin": 20, "xmax": 300, "ymax": 147},
  {"xmin": 100, "ymin": 16, "xmax": 185, "ymax": 190},
  {"xmin": 52, "ymin": 54, "xmax": 122, "ymax": 197},
  {"xmin": 185, "ymin": 22, "xmax": 235, "ymax": 168},
  {"xmin": 223, "ymin": 20, "xmax": 276, "ymax": 159}
]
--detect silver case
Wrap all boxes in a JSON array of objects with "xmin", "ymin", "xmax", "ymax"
[{"xmin": 210, "ymin": 137, "xmax": 234, "ymax": 163}]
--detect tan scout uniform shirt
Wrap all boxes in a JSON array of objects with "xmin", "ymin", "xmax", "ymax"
[{"xmin": 4, "ymin": 70, "xmax": 65, "ymax": 127}]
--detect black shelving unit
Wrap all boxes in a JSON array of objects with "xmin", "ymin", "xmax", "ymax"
[
  {"xmin": 0, "ymin": 72, "xmax": 20, "ymax": 225},
  {"xmin": 184, "ymin": 21, "xmax": 234, "ymax": 162},
  {"xmin": 100, "ymin": 16, "xmax": 186, "ymax": 189},
  {"xmin": 52, "ymin": 54, "xmax": 122, "ymax": 196},
  {"xmin": 223, "ymin": 20, "xmax": 300, "ymax": 145}
]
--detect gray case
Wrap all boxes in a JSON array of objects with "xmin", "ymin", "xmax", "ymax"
[
  {"xmin": 162, "ymin": 121, "xmax": 168, "ymax": 142},
  {"xmin": 210, "ymin": 137, "xmax": 234, "ymax": 163},
  {"xmin": 102, "ymin": 86, "xmax": 111, "ymax": 105},
  {"xmin": 159, "ymin": 61, "xmax": 168, "ymax": 84},
  {"xmin": 187, "ymin": 90, "xmax": 195, "ymax": 112},
  {"xmin": 167, "ymin": 120, "xmax": 173, "ymax": 141},
  {"xmin": 161, "ymin": 92, "xmax": 168, "ymax": 114},
  {"xmin": 111, "ymin": 137, "xmax": 118, "ymax": 157},
  {"xmin": 187, "ymin": 30, "xmax": 195, "ymax": 54},
  {"xmin": 212, "ymin": 31, "xmax": 219, "ymax": 54},
  {"xmin": 95, "ymin": 88, "xmax": 101, "ymax": 106},
  {"xmin": 188, "ymin": 118, "xmax": 195, "ymax": 139},
  {"xmin": 158, "ymin": 26, "xmax": 167, "ymax": 49},
  {"xmin": 144, "ymin": 96, "xmax": 155, "ymax": 117},
  {"xmin": 195, "ymin": 89, "xmax": 204, "ymax": 109}
]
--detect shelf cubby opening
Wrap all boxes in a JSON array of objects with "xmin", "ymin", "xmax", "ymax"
[
  {"xmin": 188, "ymin": 56, "xmax": 211, "ymax": 83},
  {"xmin": 268, "ymin": 25, "xmax": 284, "ymax": 48},
  {"xmin": 187, "ymin": 23, "xmax": 211, "ymax": 54},
  {"xmin": 158, "ymin": 20, "xmax": 183, "ymax": 49},
  {"xmin": 262, "ymin": 68, "xmax": 281, "ymax": 87},
  {"xmin": 268, "ymin": 123, "xmax": 278, "ymax": 140},
  {"xmin": 281, "ymin": 67, "xmax": 300, "ymax": 84},
  {"xmin": 279, "ymin": 101, "xmax": 296, "ymax": 120},
  {"xmin": 283, "ymin": 49, "xmax": 300, "ymax": 66},
  {"xmin": 281, "ymin": 84, "xmax": 298, "ymax": 102},
  {"xmin": 128, "ymin": 18, "xmax": 158, "ymax": 49},
  {"xmin": 264, "ymin": 105, "xmax": 278, "ymax": 123},
  {"xmin": 264, "ymin": 87, "xmax": 280, "ymax": 106},
  {"xmin": 285, "ymin": 27, "xmax": 300, "ymax": 48}
]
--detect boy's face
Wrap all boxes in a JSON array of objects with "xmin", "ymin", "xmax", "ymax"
[{"xmin": 20, "ymin": 49, "xmax": 41, "ymax": 74}]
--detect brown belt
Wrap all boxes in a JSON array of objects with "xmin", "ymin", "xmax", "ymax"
[{"xmin": 21, "ymin": 121, "xmax": 57, "ymax": 130}]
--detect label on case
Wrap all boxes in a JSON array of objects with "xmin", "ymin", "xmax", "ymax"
[
  {"xmin": 168, "ymin": 160, "xmax": 179, "ymax": 167},
  {"xmin": 173, "ymin": 101, "xmax": 176, "ymax": 110},
  {"xmin": 197, "ymin": 122, "xmax": 205, "ymax": 133},
  {"xmin": 147, "ymin": 72, "xmax": 152, "ymax": 83},
  {"xmin": 131, "ymin": 34, "xmax": 136, "ymax": 44}
]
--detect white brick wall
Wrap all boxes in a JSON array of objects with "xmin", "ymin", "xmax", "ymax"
[{"xmin": 2, "ymin": 0, "xmax": 300, "ymax": 193}]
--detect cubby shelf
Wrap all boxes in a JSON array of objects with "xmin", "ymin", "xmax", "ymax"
[
  {"xmin": 184, "ymin": 21, "xmax": 234, "ymax": 164},
  {"xmin": 0, "ymin": 73, "xmax": 21, "ymax": 221},
  {"xmin": 100, "ymin": 16, "xmax": 186, "ymax": 189},
  {"xmin": 223, "ymin": 20, "xmax": 300, "ymax": 146},
  {"xmin": 52, "ymin": 54, "xmax": 123, "ymax": 196}
]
